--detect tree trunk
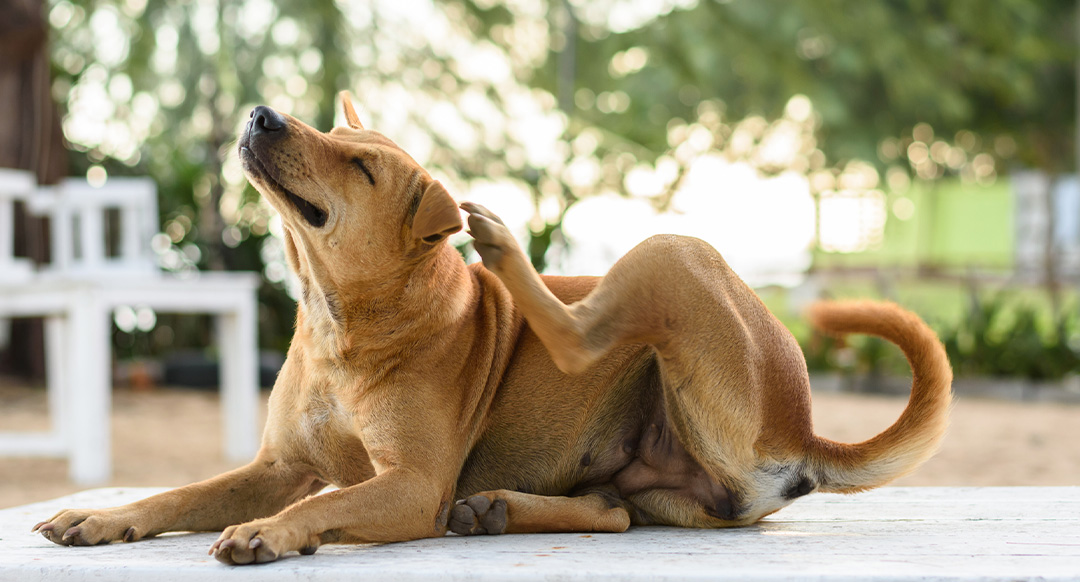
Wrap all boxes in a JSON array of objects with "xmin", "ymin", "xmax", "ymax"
[{"xmin": 0, "ymin": 0, "xmax": 69, "ymax": 380}]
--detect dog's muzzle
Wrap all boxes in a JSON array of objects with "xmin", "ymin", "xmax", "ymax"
[{"xmin": 239, "ymin": 106, "xmax": 329, "ymax": 228}]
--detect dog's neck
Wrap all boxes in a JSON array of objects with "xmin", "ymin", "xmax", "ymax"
[{"xmin": 293, "ymin": 242, "xmax": 472, "ymax": 367}]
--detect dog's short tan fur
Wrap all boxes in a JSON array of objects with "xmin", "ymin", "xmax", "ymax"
[{"xmin": 34, "ymin": 93, "xmax": 952, "ymax": 564}]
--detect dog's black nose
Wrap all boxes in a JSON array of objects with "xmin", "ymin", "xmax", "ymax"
[{"xmin": 250, "ymin": 106, "xmax": 286, "ymax": 133}]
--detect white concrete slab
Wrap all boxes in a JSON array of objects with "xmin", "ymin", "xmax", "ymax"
[{"xmin": 2, "ymin": 487, "xmax": 1078, "ymax": 581}]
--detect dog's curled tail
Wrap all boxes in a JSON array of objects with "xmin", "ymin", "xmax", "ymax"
[{"xmin": 806, "ymin": 300, "xmax": 952, "ymax": 493}]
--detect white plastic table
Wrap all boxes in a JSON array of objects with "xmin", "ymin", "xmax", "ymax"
[
  {"xmin": 1, "ymin": 486, "xmax": 1077, "ymax": 581},
  {"xmin": 0, "ymin": 273, "xmax": 260, "ymax": 484},
  {"xmin": 0, "ymin": 169, "xmax": 262, "ymax": 485}
]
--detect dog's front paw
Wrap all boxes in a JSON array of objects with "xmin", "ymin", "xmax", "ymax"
[
  {"xmin": 210, "ymin": 518, "xmax": 320, "ymax": 565},
  {"xmin": 33, "ymin": 508, "xmax": 144, "ymax": 546},
  {"xmin": 449, "ymin": 494, "xmax": 507, "ymax": 535},
  {"xmin": 460, "ymin": 202, "xmax": 519, "ymax": 272}
]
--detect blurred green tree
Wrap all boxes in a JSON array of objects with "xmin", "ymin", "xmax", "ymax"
[
  {"xmin": 464, "ymin": 0, "xmax": 1075, "ymax": 171},
  {"xmin": 49, "ymin": 0, "xmax": 361, "ymax": 351},
  {"xmin": 454, "ymin": 0, "xmax": 1076, "ymax": 263},
  {"xmin": 47, "ymin": 0, "xmax": 582, "ymax": 353},
  {"xmin": 44, "ymin": 0, "xmax": 1077, "ymax": 359}
]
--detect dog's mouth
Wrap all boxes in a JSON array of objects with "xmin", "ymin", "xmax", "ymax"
[{"xmin": 240, "ymin": 147, "xmax": 328, "ymax": 228}]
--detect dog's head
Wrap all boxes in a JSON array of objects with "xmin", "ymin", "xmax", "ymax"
[{"xmin": 238, "ymin": 92, "xmax": 463, "ymax": 293}]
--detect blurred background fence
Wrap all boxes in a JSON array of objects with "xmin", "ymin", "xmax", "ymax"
[{"xmin": 1, "ymin": 0, "xmax": 1078, "ymax": 390}]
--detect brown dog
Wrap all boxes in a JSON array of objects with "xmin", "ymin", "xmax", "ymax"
[{"xmin": 34, "ymin": 92, "xmax": 952, "ymax": 565}]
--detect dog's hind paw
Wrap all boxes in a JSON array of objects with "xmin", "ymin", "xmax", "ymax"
[
  {"xmin": 449, "ymin": 494, "xmax": 507, "ymax": 535},
  {"xmin": 460, "ymin": 202, "xmax": 518, "ymax": 272}
]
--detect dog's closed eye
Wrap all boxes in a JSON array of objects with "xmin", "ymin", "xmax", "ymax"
[{"xmin": 352, "ymin": 157, "xmax": 375, "ymax": 186}]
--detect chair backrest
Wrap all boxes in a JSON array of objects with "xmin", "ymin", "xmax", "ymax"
[
  {"xmin": 29, "ymin": 177, "xmax": 161, "ymax": 280},
  {"xmin": 0, "ymin": 168, "xmax": 37, "ymax": 284}
]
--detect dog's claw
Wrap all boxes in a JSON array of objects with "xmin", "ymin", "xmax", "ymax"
[
  {"xmin": 250, "ymin": 537, "xmax": 263, "ymax": 549},
  {"xmin": 299, "ymin": 545, "xmax": 318, "ymax": 555},
  {"xmin": 213, "ymin": 538, "xmax": 236, "ymax": 562},
  {"xmin": 62, "ymin": 526, "xmax": 80, "ymax": 540},
  {"xmin": 460, "ymin": 202, "xmax": 505, "ymax": 225},
  {"xmin": 210, "ymin": 537, "xmax": 229, "ymax": 554},
  {"xmin": 123, "ymin": 527, "xmax": 136, "ymax": 542}
]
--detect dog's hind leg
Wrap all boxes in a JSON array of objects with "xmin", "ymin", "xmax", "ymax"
[
  {"xmin": 462, "ymin": 202, "xmax": 674, "ymax": 374},
  {"xmin": 463, "ymin": 202, "xmax": 816, "ymax": 520},
  {"xmin": 448, "ymin": 489, "xmax": 630, "ymax": 535},
  {"xmin": 462, "ymin": 202, "xmax": 758, "ymax": 376}
]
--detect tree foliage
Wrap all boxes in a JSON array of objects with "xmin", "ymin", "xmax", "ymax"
[
  {"xmin": 48, "ymin": 0, "xmax": 576, "ymax": 351},
  {"xmin": 465, "ymin": 0, "xmax": 1076, "ymax": 171},
  {"xmin": 45, "ymin": 0, "xmax": 1077, "ymax": 356}
]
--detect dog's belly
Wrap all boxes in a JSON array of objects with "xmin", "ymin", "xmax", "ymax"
[
  {"xmin": 455, "ymin": 332, "xmax": 661, "ymax": 497},
  {"xmin": 455, "ymin": 329, "xmax": 737, "ymax": 522}
]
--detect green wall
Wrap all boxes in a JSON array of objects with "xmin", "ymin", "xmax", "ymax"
[{"xmin": 813, "ymin": 179, "xmax": 1014, "ymax": 271}]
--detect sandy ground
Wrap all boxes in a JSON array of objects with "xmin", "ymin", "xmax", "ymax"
[{"xmin": 2, "ymin": 383, "xmax": 1079, "ymax": 509}]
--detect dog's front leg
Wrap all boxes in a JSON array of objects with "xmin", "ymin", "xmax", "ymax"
[
  {"xmin": 210, "ymin": 467, "xmax": 449, "ymax": 565},
  {"xmin": 34, "ymin": 454, "xmax": 325, "ymax": 546}
]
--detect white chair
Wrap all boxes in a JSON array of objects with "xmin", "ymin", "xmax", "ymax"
[
  {"xmin": 0, "ymin": 169, "xmax": 36, "ymax": 283},
  {"xmin": 0, "ymin": 170, "xmax": 262, "ymax": 485},
  {"xmin": 0, "ymin": 169, "xmax": 71, "ymax": 463},
  {"xmin": 30, "ymin": 178, "xmax": 160, "ymax": 280}
]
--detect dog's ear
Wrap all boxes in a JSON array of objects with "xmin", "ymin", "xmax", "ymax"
[
  {"xmin": 339, "ymin": 90, "xmax": 364, "ymax": 130},
  {"xmin": 411, "ymin": 181, "xmax": 462, "ymax": 243}
]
